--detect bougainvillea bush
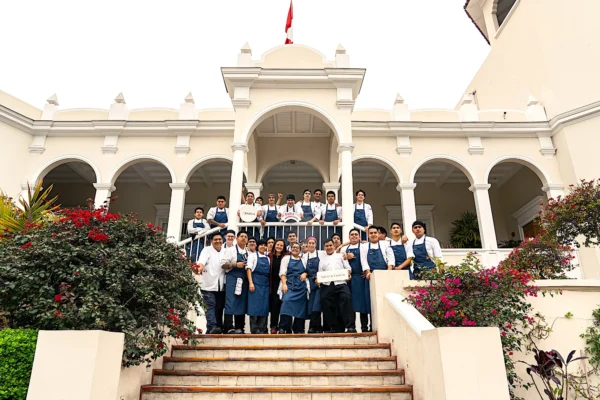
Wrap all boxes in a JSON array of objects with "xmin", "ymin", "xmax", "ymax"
[
  {"xmin": 539, "ymin": 179, "xmax": 600, "ymax": 247},
  {"xmin": 0, "ymin": 206, "xmax": 202, "ymax": 367},
  {"xmin": 498, "ymin": 235, "xmax": 576, "ymax": 279},
  {"xmin": 406, "ymin": 254, "xmax": 540, "ymax": 397}
]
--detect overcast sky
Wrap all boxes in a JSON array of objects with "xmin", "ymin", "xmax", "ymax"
[{"xmin": 0, "ymin": 0, "xmax": 489, "ymax": 112}]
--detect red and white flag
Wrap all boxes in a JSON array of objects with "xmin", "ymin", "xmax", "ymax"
[{"xmin": 285, "ymin": 1, "xmax": 293, "ymax": 44}]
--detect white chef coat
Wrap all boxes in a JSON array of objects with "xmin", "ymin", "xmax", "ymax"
[
  {"xmin": 220, "ymin": 244, "xmax": 249, "ymax": 274},
  {"xmin": 278, "ymin": 204, "xmax": 303, "ymax": 218},
  {"xmin": 390, "ymin": 238, "xmax": 415, "ymax": 260},
  {"xmin": 246, "ymin": 252, "xmax": 270, "ymax": 272},
  {"xmin": 359, "ymin": 241, "xmax": 395, "ymax": 271},
  {"xmin": 259, "ymin": 204, "xmax": 280, "ymax": 221},
  {"xmin": 279, "ymin": 255, "xmax": 307, "ymax": 276},
  {"xmin": 353, "ymin": 203, "xmax": 373, "ymax": 225},
  {"xmin": 187, "ymin": 218, "xmax": 209, "ymax": 235},
  {"xmin": 206, "ymin": 207, "xmax": 228, "ymax": 222},
  {"xmin": 197, "ymin": 246, "xmax": 226, "ymax": 291},
  {"xmin": 302, "ymin": 250, "xmax": 326, "ymax": 265},
  {"xmin": 321, "ymin": 203, "xmax": 342, "ymax": 220},
  {"xmin": 409, "ymin": 235, "xmax": 443, "ymax": 260},
  {"xmin": 296, "ymin": 201, "xmax": 322, "ymax": 220},
  {"xmin": 318, "ymin": 252, "xmax": 351, "ymax": 286}
]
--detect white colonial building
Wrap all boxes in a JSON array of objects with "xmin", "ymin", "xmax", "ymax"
[{"xmin": 2, "ymin": 0, "xmax": 600, "ymax": 278}]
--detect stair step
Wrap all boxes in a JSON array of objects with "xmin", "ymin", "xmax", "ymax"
[
  {"xmin": 153, "ymin": 370, "xmax": 405, "ymax": 387},
  {"xmin": 163, "ymin": 357, "xmax": 397, "ymax": 372},
  {"xmin": 190, "ymin": 333, "xmax": 378, "ymax": 346},
  {"xmin": 171, "ymin": 344, "xmax": 390, "ymax": 359},
  {"xmin": 141, "ymin": 386, "xmax": 412, "ymax": 400}
]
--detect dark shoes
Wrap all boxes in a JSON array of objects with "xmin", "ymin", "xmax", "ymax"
[
  {"xmin": 346, "ymin": 328, "xmax": 357, "ymax": 333},
  {"xmin": 270, "ymin": 328, "xmax": 277, "ymax": 334},
  {"xmin": 207, "ymin": 327, "xmax": 223, "ymax": 334},
  {"xmin": 234, "ymin": 329, "xmax": 244, "ymax": 334},
  {"xmin": 307, "ymin": 328, "xmax": 322, "ymax": 334},
  {"xmin": 277, "ymin": 329, "xmax": 288, "ymax": 334}
]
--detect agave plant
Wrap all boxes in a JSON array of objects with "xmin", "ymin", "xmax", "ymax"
[
  {"xmin": 449, "ymin": 211, "xmax": 481, "ymax": 248},
  {"xmin": 0, "ymin": 181, "xmax": 59, "ymax": 234}
]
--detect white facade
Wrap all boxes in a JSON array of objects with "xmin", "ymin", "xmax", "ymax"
[{"xmin": 2, "ymin": 0, "xmax": 600, "ymax": 277}]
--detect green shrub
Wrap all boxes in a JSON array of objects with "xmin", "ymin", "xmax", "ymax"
[
  {"xmin": 0, "ymin": 206, "xmax": 202, "ymax": 367},
  {"xmin": 0, "ymin": 329, "xmax": 38, "ymax": 400}
]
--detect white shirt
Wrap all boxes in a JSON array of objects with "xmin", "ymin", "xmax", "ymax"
[
  {"xmin": 360, "ymin": 241, "xmax": 395, "ymax": 271},
  {"xmin": 197, "ymin": 246, "xmax": 225, "ymax": 291},
  {"xmin": 187, "ymin": 218, "xmax": 209, "ymax": 235},
  {"xmin": 206, "ymin": 207, "xmax": 228, "ymax": 222},
  {"xmin": 353, "ymin": 203, "xmax": 373, "ymax": 225},
  {"xmin": 278, "ymin": 204, "xmax": 303, "ymax": 218},
  {"xmin": 296, "ymin": 201, "xmax": 321, "ymax": 220},
  {"xmin": 321, "ymin": 203, "xmax": 342, "ymax": 221},
  {"xmin": 409, "ymin": 235, "xmax": 443, "ymax": 260},
  {"xmin": 220, "ymin": 244, "xmax": 249, "ymax": 274},
  {"xmin": 390, "ymin": 238, "xmax": 415, "ymax": 263},
  {"xmin": 318, "ymin": 252, "xmax": 351, "ymax": 286},
  {"xmin": 302, "ymin": 250, "xmax": 326, "ymax": 265},
  {"xmin": 246, "ymin": 252, "xmax": 270, "ymax": 272},
  {"xmin": 279, "ymin": 255, "xmax": 307, "ymax": 276},
  {"xmin": 260, "ymin": 204, "xmax": 280, "ymax": 221}
]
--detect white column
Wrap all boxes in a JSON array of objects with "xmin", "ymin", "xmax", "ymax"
[
  {"xmin": 228, "ymin": 143, "xmax": 249, "ymax": 232},
  {"xmin": 93, "ymin": 183, "xmax": 115, "ymax": 209},
  {"xmin": 322, "ymin": 182, "xmax": 341, "ymax": 200},
  {"xmin": 470, "ymin": 184, "xmax": 498, "ymax": 250},
  {"xmin": 398, "ymin": 183, "xmax": 417, "ymax": 239},
  {"xmin": 542, "ymin": 183, "xmax": 565, "ymax": 200},
  {"xmin": 244, "ymin": 182, "xmax": 263, "ymax": 199},
  {"xmin": 338, "ymin": 143, "xmax": 355, "ymax": 240},
  {"xmin": 166, "ymin": 183, "xmax": 189, "ymax": 242}
]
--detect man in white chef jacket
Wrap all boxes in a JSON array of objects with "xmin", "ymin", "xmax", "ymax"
[{"xmin": 195, "ymin": 232, "xmax": 226, "ymax": 334}]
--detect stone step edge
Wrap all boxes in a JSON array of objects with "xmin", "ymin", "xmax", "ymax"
[
  {"xmin": 192, "ymin": 332, "xmax": 377, "ymax": 339},
  {"xmin": 141, "ymin": 386, "xmax": 412, "ymax": 393},
  {"xmin": 163, "ymin": 357, "xmax": 396, "ymax": 363},
  {"xmin": 153, "ymin": 370, "xmax": 404, "ymax": 377},
  {"xmin": 172, "ymin": 344, "xmax": 390, "ymax": 351}
]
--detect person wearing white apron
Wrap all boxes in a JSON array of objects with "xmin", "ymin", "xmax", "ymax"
[
  {"xmin": 207, "ymin": 195, "xmax": 229, "ymax": 239},
  {"xmin": 246, "ymin": 239, "xmax": 271, "ymax": 334},
  {"xmin": 220, "ymin": 231, "xmax": 250, "ymax": 334},
  {"xmin": 278, "ymin": 243, "xmax": 308, "ymax": 334},
  {"xmin": 196, "ymin": 232, "xmax": 226, "ymax": 334},
  {"xmin": 279, "ymin": 194, "xmax": 303, "ymax": 240},
  {"xmin": 353, "ymin": 189, "xmax": 373, "ymax": 242},
  {"xmin": 239, "ymin": 188, "xmax": 262, "ymax": 238},
  {"xmin": 409, "ymin": 220, "xmax": 442, "ymax": 280},
  {"xmin": 187, "ymin": 207, "xmax": 209, "ymax": 263}
]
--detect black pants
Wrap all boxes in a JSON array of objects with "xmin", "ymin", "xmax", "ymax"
[
  {"xmin": 279, "ymin": 314, "xmax": 305, "ymax": 333},
  {"xmin": 320, "ymin": 284, "xmax": 355, "ymax": 332},
  {"xmin": 269, "ymin": 289, "xmax": 282, "ymax": 329},
  {"xmin": 250, "ymin": 316, "xmax": 268, "ymax": 333},
  {"xmin": 215, "ymin": 291, "xmax": 225, "ymax": 329},
  {"xmin": 309, "ymin": 312, "xmax": 323, "ymax": 332},
  {"xmin": 360, "ymin": 313, "xmax": 370, "ymax": 332},
  {"xmin": 223, "ymin": 314, "xmax": 245, "ymax": 333}
]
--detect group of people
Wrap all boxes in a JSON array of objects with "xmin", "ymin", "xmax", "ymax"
[{"xmin": 193, "ymin": 213, "xmax": 443, "ymax": 335}]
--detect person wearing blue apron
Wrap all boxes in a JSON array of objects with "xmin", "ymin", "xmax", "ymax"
[
  {"xmin": 220, "ymin": 231, "xmax": 249, "ymax": 334},
  {"xmin": 361, "ymin": 226, "xmax": 395, "ymax": 332},
  {"xmin": 207, "ymin": 195, "xmax": 229, "ymax": 239},
  {"xmin": 281, "ymin": 194, "xmax": 301, "ymax": 240},
  {"xmin": 298, "ymin": 189, "xmax": 320, "ymax": 243},
  {"xmin": 389, "ymin": 222, "xmax": 414, "ymax": 271},
  {"xmin": 260, "ymin": 193, "xmax": 281, "ymax": 239},
  {"xmin": 353, "ymin": 190, "xmax": 373, "ymax": 242},
  {"xmin": 246, "ymin": 239, "xmax": 271, "ymax": 334},
  {"xmin": 239, "ymin": 189, "xmax": 262, "ymax": 239},
  {"xmin": 304, "ymin": 237, "xmax": 323, "ymax": 333},
  {"xmin": 343, "ymin": 228, "xmax": 369, "ymax": 332},
  {"xmin": 278, "ymin": 243, "xmax": 308, "ymax": 334},
  {"xmin": 319, "ymin": 191, "xmax": 342, "ymax": 248},
  {"xmin": 410, "ymin": 220, "xmax": 441, "ymax": 280},
  {"xmin": 187, "ymin": 207, "xmax": 208, "ymax": 263}
]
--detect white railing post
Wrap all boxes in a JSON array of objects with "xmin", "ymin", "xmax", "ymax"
[
  {"xmin": 228, "ymin": 143, "xmax": 248, "ymax": 232},
  {"xmin": 167, "ymin": 183, "xmax": 189, "ymax": 242},
  {"xmin": 338, "ymin": 143, "xmax": 355, "ymax": 240}
]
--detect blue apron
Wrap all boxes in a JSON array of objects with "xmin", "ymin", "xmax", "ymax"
[
  {"xmin": 347, "ymin": 245, "xmax": 368, "ymax": 314},
  {"xmin": 248, "ymin": 255, "xmax": 270, "ymax": 316},
  {"xmin": 323, "ymin": 205, "xmax": 341, "ymax": 243},
  {"xmin": 283, "ymin": 206, "xmax": 297, "ymax": 238},
  {"xmin": 412, "ymin": 236, "xmax": 436, "ymax": 280},
  {"xmin": 306, "ymin": 252, "xmax": 321, "ymax": 313},
  {"xmin": 280, "ymin": 257, "xmax": 308, "ymax": 319},
  {"xmin": 189, "ymin": 220, "xmax": 205, "ymax": 262},
  {"xmin": 364, "ymin": 243, "xmax": 388, "ymax": 314},
  {"xmin": 391, "ymin": 241, "xmax": 408, "ymax": 268},
  {"xmin": 212, "ymin": 208, "xmax": 228, "ymax": 238},
  {"xmin": 354, "ymin": 204, "xmax": 368, "ymax": 241},
  {"xmin": 225, "ymin": 245, "xmax": 248, "ymax": 315},
  {"xmin": 264, "ymin": 205, "xmax": 279, "ymax": 238},
  {"xmin": 299, "ymin": 203, "xmax": 313, "ymax": 242}
]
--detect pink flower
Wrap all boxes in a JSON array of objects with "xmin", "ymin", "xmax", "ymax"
[{"xmin": 492, "ymin": 309, "xmax": 498, "ymax": 316}]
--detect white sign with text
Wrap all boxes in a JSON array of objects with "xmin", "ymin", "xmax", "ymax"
[
  {"xmin": 317, "ymin": 269, "xmax": 350, "ymax": 283},
  {"xmin": 239, "ymin": 204, "xmax": 259, "ymax": 222},
  {"xmin": 280, "ymin": 211, "xmax": 301, "ymax": 222}
]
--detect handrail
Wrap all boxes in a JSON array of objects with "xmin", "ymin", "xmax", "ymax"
[
  {"xmin": 385, "ymin": 292, "xmax": 434, "ymax": 337},
  {"xmin": 237, "ymin": 221, "xmax": 344, "ymax": 227},
  {"xmin": 176, "ymin": 226, "xmax": 224, "ymax": 248},
  {"xmin": 353, "ymin": 223, "xmax": 366, "ymax": 231}
]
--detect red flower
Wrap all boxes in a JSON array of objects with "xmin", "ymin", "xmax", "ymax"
[
  {"xmin": 54, "ymin": 294, "xmax": 62, "ymax": 303},
  {"xmin": 54, "ymin": 311, "xmax": 63, "ymax": 318},
  {"xmin": 75, "ymin": 272, "xmax": 80, "ymax": 276},
  {"xmin": 52, "ymin": 233, "xmax": 58, "ymax": 237},
  {"xmin": 492, "ymin": 309, "xmax": 498, "ymax": 316},
  {"xmin": 21, "ymin": 241, "xmax": 32, "ymax": 249},
  {"xmin": 157, "ymin": 342, "xmax": 164, "ymax": 349},
  {"xmin": 88, "ymin": 229, "xmax": 109, "ymax": 243}
]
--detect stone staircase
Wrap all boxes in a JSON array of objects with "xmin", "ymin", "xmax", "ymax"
[{"xmin": 141, "ymin": 332, "xmax": 412, "ymax": 400}]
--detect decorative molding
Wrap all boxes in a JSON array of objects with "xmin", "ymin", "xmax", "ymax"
[
  {"xmin": 93, "ymin": 183, "xmax": 116, "ymax": 192},
  {"xmin": 336, "ymin": 99, "xmax": 355, "ymax": 111},
  {"xmin": 101, "ymin": 135, "xmax": 119, "ymax": 155},
  {"xmin": 337, "ymin": 143, "xmax": 356, "ymax": 153},
  {"xmin": 397, "ymin": 183, "xmax": 417, "ymax": 191},
  {"xmin": 467, "ymin": 136, "xmax": 484, "ymax": 155},
  {"xmin": 231, "ymin": 143, "xmax": 249, "ymax": 153},
  {"xmin": 469, "ymin": 184, "xmax": 491, "ymax": 192},
  {"xmin": 396, "ymin": 136, "xmax": 412, "ymax": 157},
  {"xmin": 512, "ymin": 195, "xmax": 545, "ymax": 240},
  {"xmin": 536, "ymin": 132, "xmax": 556, "ymax": 157},
  {"xmin": 28, "ymin": 135, "xmax": 46, "ymax": 154},
  {"xmin": 174, "ymin": 135, "xmax": 191, "ymax": 157},
  {"xmin": 231, "ymin": 99, "xmax": 251, "ymax": 109},
  {"xmin": 542, "ymin": 183, "xmax": 565, "ymax": 193},
  {"xmin": 169, "ymin": 183, "xmax": 190, "ymax": 191}
]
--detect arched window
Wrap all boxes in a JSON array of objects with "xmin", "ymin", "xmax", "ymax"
[{"xmin": 496, "ymin": 0, "xmax": 517, "ymax": 28}]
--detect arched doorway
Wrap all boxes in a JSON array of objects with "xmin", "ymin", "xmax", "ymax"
[
  {"xmin": 413, "ymin": 161, "xmax": 480, "ymax": 249},
  {"xmin": 39, "ymin": 161, "xmax": 98, "ymax": 208}
]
